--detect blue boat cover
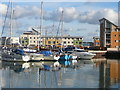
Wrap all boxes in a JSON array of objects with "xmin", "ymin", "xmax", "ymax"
[
  {"xmin": 38, "ymin": 51, "xmax": 52, "ymax": 56},
  {"xmin": 14, "ymin": 49, "xmax": 24, "ymax": 55},
  {"xmin": 59, "ymin": 55, "xmax": 72, "ymax": 61}
]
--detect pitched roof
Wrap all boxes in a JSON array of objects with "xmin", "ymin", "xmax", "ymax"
[{"xmin": 99, "ymin": 18, "xmax": 117, "ymax": 27}]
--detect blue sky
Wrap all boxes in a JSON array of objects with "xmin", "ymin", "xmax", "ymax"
[{"xmin": 0, "ymin": 1, "xmax": 119, "ymax": 41}]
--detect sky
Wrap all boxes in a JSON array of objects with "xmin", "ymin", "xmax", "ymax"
[{"xmin": 0, "ymin": 0, "xmax": 119, "ymax": 41}]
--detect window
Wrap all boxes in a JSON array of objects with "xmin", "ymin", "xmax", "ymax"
[
  {"xmin": 64, "ymin": 41, "xmax": 66, "ymax": 44},
  {"xmin": 96, "ymin": 42, "xmax": 99, "ymax": 45},
  {"xmin": 106, "ymin": 34, "xmax": 110, "ymax": 38},
  {"xmin": 34, "ymin": 37, "xmax": 36, "ymax": 39},
  {"xmin": 48, "ymin": 41, "xmax": 51, "ymax": 44},
  {"xmin": 114, "ymin": 35, "xmax": 116, "ymax": 37},
  {"xmin": 53, "ymin": 41, "xmax": 55, "ymax": 44},
  {"xmin": 68, "ymin": 41, "xmax": 70, "ymax": 43},
  {"xmin": 30, "ymin": 37, "xmax": 32, "ymax": 39},
  {"xmin": 68, "ymin": 38, "xmax": 70, "ymax": 39},
  {"xmin": 24, "ymin": 37, "xmax": 27, "ymax": 39},
  {"xmin": 79, "ymin": 42, "xmax": 82, "ymax": 44}
]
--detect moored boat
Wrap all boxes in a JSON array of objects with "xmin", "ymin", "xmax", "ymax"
[
  {"xmin": 72, "ymin": 49, "xmax": 96, "ymax": 60},
  {"xmin": 1, "ymin": 48, "xmax": 30, "ymax": 62}
]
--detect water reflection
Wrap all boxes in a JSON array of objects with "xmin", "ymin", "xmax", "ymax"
[
  {"xmin": 93, "ymin": 59, "xmax": 120, "ymax": 88},
  {"xmin": 0, "ymin": 59, "xmax": 119, "ymax": 88}
]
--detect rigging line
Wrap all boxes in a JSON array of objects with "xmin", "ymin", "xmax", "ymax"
[
  {"xmin": 1, "ymin": 0, "xmax": 11, "ymax": 37},
  {"xmin": 56, "ymin": 15, "xmax": 62, "ymax": 37}
]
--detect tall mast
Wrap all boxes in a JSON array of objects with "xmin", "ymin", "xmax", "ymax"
[
  {"xmin": 10, "ymin": 0, "xmax": 13, "ymax": 45},
  {"xmin": 60, "ymin": 10, "xmax": 64, "ymax": 51},
  {"xmin": 38, "ymin": 1, "xmax": 43, "ymax": 51},
  {"xmin": 118, "ymin": 1, "xmax": 120, "ymax": 26},
  {"xmin": 0, "ymin": 1, "xmax": 2, "ymax": 48}
]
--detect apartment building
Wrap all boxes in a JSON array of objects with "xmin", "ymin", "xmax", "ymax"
[
  {"xmin": 93, "ymin": 37, "xmax": 100, "ymax": 46},
  {"xmin": 1, "ymin": 37, "xmax": 20, "ymax": 46},
  {"xmin": 20, "ymin": 28, "xmax": 42, "ymax": 47},
  {"xmin": 99, "ymin": 18, "xmax": 118, "ymax": 48},
  {"xmin": 20, "ymin": 29, "xmax": 83, "ymax": 47},
  {"xmin": 111, "ymin": 27, "xmax": 120, "ymax": 48}
]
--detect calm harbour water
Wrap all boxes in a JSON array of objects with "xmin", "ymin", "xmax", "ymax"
[{"xmin": 0, "ymin": 59, "xmax": 120, "ymax": 88}]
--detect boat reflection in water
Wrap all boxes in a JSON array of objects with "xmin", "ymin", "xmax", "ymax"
[{"xmin": 0, "ymin": 59, "xmax": 120, "ymax": 88}]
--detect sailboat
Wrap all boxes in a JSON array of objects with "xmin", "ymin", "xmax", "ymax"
[
  {"xmin": 1, "ymin": 0, "xmax": 30, "ymax": 62},
  {"xmin": 56, "ymin": 10, "xmax": 78, "ymax": 66}
]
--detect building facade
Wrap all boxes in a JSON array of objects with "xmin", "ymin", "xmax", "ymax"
[
  {"xmin": 1, "ymin": 37, "xmax": 20, "ymax": 46},
  {"xmin": 20, "ymin": 29, "xmax": 83, "ymax": 47},
  {"xmin": 99, "ymin": 18, "xmax": 118, "ymax": 48},
  {"xmin": 20, "ymin": 29, "xmax": 42, "ymax": 47},
  {"xmin": 111, "ymin": 27, "xmax": 120, "ymax": 48},
  {"xmin": 93, "ymin": 37, "xmax": 100, "ymax": 46},
  {"xmin": 82, "ymin": 42, "xmax": 94, "ymax": 48}
]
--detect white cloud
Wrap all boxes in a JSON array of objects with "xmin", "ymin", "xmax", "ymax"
[
  {"xmin": 45, "ymin": 7, "xmax": 118, "ymax": 25},
  {"xmin": 0, "ymin": 4, "xmax": 7, "ymax": 15},
  {"xmin": 13, "ymin": 6, "xmax": 42, "ymax": 19},
  {"xmin": 0, "ymin": 18, "xmax": 3, "ymax": 26},
  {"xmin": 0, "ymin": 3, "xmax": 118, "ymax": 25},
  {"xmin": 0, "ymin": 4, "xmax": 41, "ymax": 19},
  {"xmin": 44, "ymin": 7, "xmax": 78, "ymax": 23},
  {"xmin": 78, "ymin": 8, "xmax": 118, "ymax": 25}
]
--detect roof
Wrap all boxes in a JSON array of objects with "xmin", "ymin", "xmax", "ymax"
[
  {"xmin": 99, "ymin": 18, "xmax": 117, "ymax": 27},
  {"xmin": 116, "ymin": 26, "xmax": 120, "ymax": 29},
  {"xmin": 93, "ymin": 37, "xmax": 100, "ymax": 39},
  {"xmin": 41, "ymin": 36, "xmax": 83, "ymax": 38}
]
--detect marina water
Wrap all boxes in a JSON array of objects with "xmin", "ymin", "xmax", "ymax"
[{"xmin": 0, "ymin": 59, "xmax": 119, "ymax": 88}]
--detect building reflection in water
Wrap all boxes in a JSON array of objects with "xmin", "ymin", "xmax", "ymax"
[
  {"xmin": 0, "ymin": 59, "xmax": 120, "ymax": 88},
  {"xmin": 94, "ymin": 59, "xmax": 120, "ymax": 88}
]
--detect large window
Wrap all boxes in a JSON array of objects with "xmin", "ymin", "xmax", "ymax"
[
  {"xmin": 106, "ymin": 34, "xmax": 110, "ymax": 38},
  {"xmin": 48, "ymin": 41, "xmax": 51, "ymax": 44}
]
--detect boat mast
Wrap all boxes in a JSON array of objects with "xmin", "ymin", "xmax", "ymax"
[
  {"xmin": 9, "ymin": 0, "xmax": 13, "ymax": 46},
  {"xmin": 38, "ymin": 1, "xmax": 43, "ymax": 51},
  {"xmin": 1, "ymin": 0, "xmax": 11, "ymax": 47},
  {"xmin": 0, "ymin": 1, "xmax": 2, "ymax": 48},
  {"xmin": 60, "ymin": 10, "xmax": 64, "ymax": 51}
]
